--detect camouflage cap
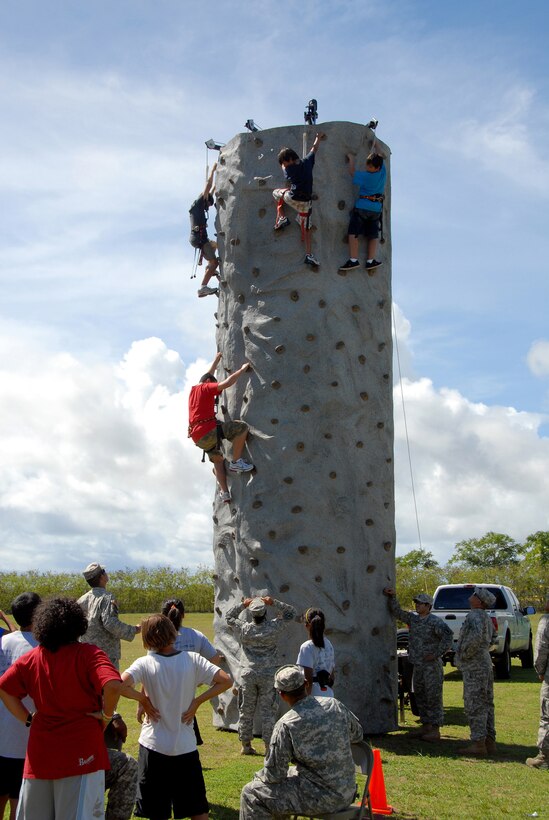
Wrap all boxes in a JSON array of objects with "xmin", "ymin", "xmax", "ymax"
[
  {"xmin": 413, "ymin": 593, "xmax": 433, "ymax": 605},
  {"xmin": 248, "ymin": 597, "xmax": 266, "ymax": 615},
  {"xmin": 473, "ymin": 586, "xmax": 496, "ymax": 607},
  {"xmin": 274, "ymin": 664, "xmax": 306, "ymax": 693},
  {"xmin": 82, "ymin": 562, "xmax": 105, "ymax": 581}
]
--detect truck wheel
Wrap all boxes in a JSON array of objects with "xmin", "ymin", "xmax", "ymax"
[
  {"xmin": 519, "ymin": 634, "xmax": 534, "ymax": 669},
  {"xmin": 495, "ymin": 638, "xmax": 511, "ymax": 680}
]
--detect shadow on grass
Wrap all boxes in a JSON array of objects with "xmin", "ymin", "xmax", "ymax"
[
  {"xmin": 443, "ymin": 666, "xmax": 539, "ymax": 685},
  {"xmin": 369, "ymin": 731, "xmax": 534, "ymax": 763},
  {"xmin": 210, "ymin": 804, "xmax": 239, "ymax": 819}
]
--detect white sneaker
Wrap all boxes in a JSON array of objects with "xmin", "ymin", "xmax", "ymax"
[
  {"xmin": 228, "ymin": 459, "xmax": 254, "ymax": 473},
  {"xmin": 219, "ymin": 490, "xmax": 231, "ymax": 503},
  {"xmin": 304, "ymin": 253, "xmax": 319, "ymax": 267},
  {"xmin": 197, "ymin": 286, "xmax": 218, "ymax": 297}
]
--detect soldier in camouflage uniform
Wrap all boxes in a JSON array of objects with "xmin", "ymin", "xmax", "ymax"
[
  {"xmin": 384, "ymin": 588, "xmax": 453, "ymax": 741},
  {"xmin": 226, "ymin": 595, "xmax": 296, "ymax": 755},
  {"xmin": 105, "ymin": 746, "xmax": 138, "ymax": 820},
  {"xmin": 77, "ymin": 562, "xmax": 139, "ymax": 668},
  {"xmin": 526, "ymin": 593, "xmax": 549, "ymax": 770},
  {"xmin": 240, "ymin": 665, "xmax": 363, "ymax": 819},
  {"xmin": 455, "ymin": 586, "xmax": 497, "ymax": 756}
]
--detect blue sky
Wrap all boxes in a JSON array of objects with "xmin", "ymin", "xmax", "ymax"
[{"xmin": 1, "ymin": 0, "xmax": 549, "ymax": 571}]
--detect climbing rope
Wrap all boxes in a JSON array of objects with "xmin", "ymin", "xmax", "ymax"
[{"xmin": 392, "ymin": 306, "xmax": 423, "ymax": 550}]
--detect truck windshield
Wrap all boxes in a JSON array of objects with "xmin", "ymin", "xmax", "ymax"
[{"xmin": 433, "ymin": 587, "xmax": 507, "ymax": 610}]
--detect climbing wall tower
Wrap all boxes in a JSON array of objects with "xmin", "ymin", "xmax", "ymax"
[{"xmin": 211, "ymin": 121, "xmax": 397, "ymax": 733}]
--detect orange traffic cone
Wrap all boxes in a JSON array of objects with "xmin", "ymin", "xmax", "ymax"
[{"xmin": 369, "ymin": 749, "xmax": 394, "ymax": 815}]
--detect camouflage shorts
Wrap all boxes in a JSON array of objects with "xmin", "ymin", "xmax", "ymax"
[{"xmin": 196, "ymin": 420, "xmax": 248, "ymax": 461}]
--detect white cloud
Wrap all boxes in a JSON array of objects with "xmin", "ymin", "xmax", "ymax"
[{"xmin": 527, "ymin": 339, "xmax": 549, "ymax": 378}]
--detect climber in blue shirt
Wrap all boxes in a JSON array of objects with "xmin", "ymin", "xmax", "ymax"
[{"xmin": 339, "ymin": 152, "xmax": 386, "ymax": 272}]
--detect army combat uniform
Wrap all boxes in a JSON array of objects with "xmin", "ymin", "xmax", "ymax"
[
  {"xmin": 533, "ymin": 610, "xmax": 549, "ymax": 762},
  {"xmin": 240, "ymin": 695, "xmax": 363, "ymax": 819},
  {"xmin": 105, "ymin": 748, "xmax": 138, "ymax": 820},
  {"xmin": 389, "ymin": 596, "xmax": 453, "ymax": 727},
  {"xmin": 77, "ymin": 588, "xmax": 136, "ymax": 668},
  {"xmin": 226, "ymin": 599, "xmax": 296, "ymax": 746},
  {"xmin": 455, "ymin": 608, "xmax": 496, "ymax": 742}
]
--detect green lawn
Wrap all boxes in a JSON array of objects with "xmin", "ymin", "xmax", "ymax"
[{"xmin": 113, "ymin": 614, "xmax": 545, "ymax": 820}]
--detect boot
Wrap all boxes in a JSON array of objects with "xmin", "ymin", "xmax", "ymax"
[
  {"xmin": 485, "ymin": 736, "xmax": 497, "ymax": 754},
  {"xmin": 409, "ymin": 723, "xmax": 430, "ymax": 737},
  {"xmin": 421, "ymin": 726, "xmax": 441, "ymax": 743},
  {"xmin": 525, "ymin": 753, "xmax": 549, "ymax": 769},
  {"xmin": 240, "ymin": 742, "xmax": 258, "ymax": 756},
  {"xmin": 457, "ymin": 738, "xmax": 487, "ymax": 756}
]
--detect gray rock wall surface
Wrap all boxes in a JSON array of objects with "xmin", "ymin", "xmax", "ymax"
[{"xmin": 209, "ymin": 121, "xmax": 397, "ymax": 733}]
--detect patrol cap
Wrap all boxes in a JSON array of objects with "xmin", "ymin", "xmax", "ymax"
[
  {"xmin": 82, "ymin": 562, "xmax": 105, "ymax": 581},
  {"xmin": 473, "ymin": 586, "xmax": 496, "ymax": 607},
  {"xmin": 274, "ymin": 664, "xmax": 306, "ymax": 693},
  {"xmin": 413, "ymin": 593, "xmax": 433, "ymax": 605},
  {"xmin": 248, "ymin": 597, "xmax": 266, "ymax": 616}
]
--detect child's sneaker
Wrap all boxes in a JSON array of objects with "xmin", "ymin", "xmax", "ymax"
[
  {"xmin": 304, "ymin": 253, "xmax": 319, "ymax": 267},
  {"xmin": 197, "ymin": 286, "xmax": 219, "ymax": 297},
  {"xmin": 219, "ymin": 490, "xmax": 231, "ymax": 503},
  {"xmin": 228, "ymin": 458, "xmax": 254, "ymax": 473},
  {"xmin": 339, "ymin": 259, "xmax": 360, "ymax": 271},
  {"xmin": 365, "ymin": 259, "xmax": 382, "ymax": 270},
  {"xmin": 274, "ymin": 216, "xmax": 290, "ymax": 230}
]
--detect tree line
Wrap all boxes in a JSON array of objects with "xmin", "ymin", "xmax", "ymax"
[
  {"xmin": 0, "ymin": 566, "xmax": 215, "ymax": 613},
  {"xmin": 1, "ymin": 531, "xmax": 547, "ymax": 613},
  {"xmin": 395, "ymin": 531, "xmax": 549, "ymax": 608}
]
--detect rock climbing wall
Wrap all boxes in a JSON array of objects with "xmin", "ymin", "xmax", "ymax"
[{"xmin": 210, "ymin": 121, "xmax": 397, "ymax": 734}]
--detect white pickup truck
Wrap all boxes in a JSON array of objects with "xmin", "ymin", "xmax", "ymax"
[{"xmin": 431, "ymin": 583, "xmax": 535, "ymax": 679}]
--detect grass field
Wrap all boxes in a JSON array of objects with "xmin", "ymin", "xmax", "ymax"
[{"xmin": 112, "ymin": 614, "xmax": 545, "ymax": 820}]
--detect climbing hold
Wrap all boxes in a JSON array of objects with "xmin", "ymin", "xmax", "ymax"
[
  {"xmin": 337, "ymin": 200, "xmax": 346, "ymax": 210},
  {"xmin": 230, "ymin": 238, "xmax": 240, "ymax": 246},
  {"xmin": 258, "ymin": 208, "xmax": 266, "ymax": 218},
  {"xmin": 342, "ymin": 600, "xmax": 350, "ymax": 611},
  {"xmin": 378, "ymin": 299, "xmax": 385, "ymax": 308},
  {"xmin": 386, "ymin": 458, "xmax": 392, "ymax": 463},
  {"xmin": 367, "ymin": 565, "xmax": 376, "ymax": 574},
  {"xmin": 254, "ymin": 137, "xmax": 263, "ymax": 147},
  {"xmin": 244, "ymin": 326, "xmax": 250, "ymax": 335},
  {"xmin": 296, "ymin": 442, "xmax": 305, "ymax": 451},
  {"xmin": 271, "ymin": 418, "xmax": 278, "ymax": 424},
  {"xmin": 366, "ymin": 519, "xmax": 374, "ymax": 526},
  {"xmin": 351, "ymin": 305, "xmax": 360, "ymax": 312},
  {"xmin": 298, "ymin": 545, "xmax": 308, "ymax": 554},
  {"xmin": 212, "ymin": 573, "xmax": 219, "ymax": 581},
  {"xmin": 377, "ymin": 422, "xmax": 384, "ymax": 429},
  {"xmin": 252, "ymin": 267, "xmax": 260, "ymax": 277},
  {"xmin": 360, "ymin": 392, "xmax": 369, "ymax": 401},
  {"xmin": 271, "ymin": 381, "xmax": 281, "ymax": 390},
  {"xmin": 268, "ymin": 530, "xmax": 276, "ymax": 539},
  {"xmin": 371, "ymin": 627, "xmax": 380, "ymax": 636},
  {"xmin": 252, "ymin": 500, "xmax": 262, "ymax": 509},
  {"xmin": 336, "ymin": 546, "xmax": 345, "ymax": 554},
  {"xmin": 367, "ymin": 268, "xmax": 377, "ymax": 277},
  {"xmin": 283, "ymin": 477, "xmax": 293, "ymax": 484},
  {"xmin": 341, "ymin": 663, "xmax": 351, "ymax": 676},
  {"xmin": 324, "ymin": 433, "xmax": 332, "ymax": 439},
  {"xmin": 279, "ymin": 584, "xmax": 290, "ymax": 593},
  {"xmin": 356, "ymin": 441, "xmax": 363, "ymax": 448},
  {"xmin": 217, "ymin": 196, "xmax": 225, "ymax": 206},
  {"xmin": 249, "ymin": 558, "xmax": 259, "ymax": 567},
  {"xmin": 306, "ymin": 334, "xmax": 315, "ymax": 341},
  {"xmin": 336, "ymin": 341, "xmax": 345, "ymax": 350},
  {"xmin": 291, "ymin": 506, "xmax": 302, "ymax": 514},
  {"xmin": 358, "ymin": 355, "xmax": 366, "ymax": 364},
  {"xmin": 329, "ymin": 471, "xmax": 337, "ymax": 479},
  {"xmin": 331, "ymin": 381, "xmax": 339, "ymax": 387},
  {"xmin": 301, "ymin": 405, "xmax": 310, "ymax": 412},
  {"xmin": 223, "ymin": 321, "xmax": 229, "ymax": 328},
  {"xmin": 378, "ymin": 342, "xmax": 386, "ymax": 351},
  {"xmin": 366, "ymin": 481, "xmax": 373, "ymax": 487},
  {"xmin": 217, "ymin": 705, "xmax": 225, "ymax": 715},
  {"xmin": 319, "ymin": 299, "xmax": 326, "ymax": 308},
  {"xmin": 383, "ymin": 374, "xmax": 389, "ymax": 381},
  {"xmin": 215, "ymin": 606, "xmax": 222, "ymax": 616},
  {"xmin": 219, "ymin": 156, "xmax": 225, "ymax": 165},
  {"xmin": 337, "ymin": 269, "xmax": 347, "ymax": 278},
  {"xmin": 233, "ymin": 577, "xmax": 240, "ymax": 584},
  {"xmin": 315, "ymin": 575, "xmax": 322, "ymax": 582},
  {"xmin": 383, "ymin": 541, "xmax": 392, "ymax": 551},
  {"xmin": 237, "ymin": 293, "xmax": 245, "ymax": 303},
  {"xmin": 275, "ymin": 345, "xmax": 285, "ymax": 354},
  {"xmin": 303, "ymin": 365, "xmax": 311, "ymax": 373},
  {"xmin": 290, "ymin": 291, "xmax": 299, "ymax": 301},
  {"xmin": 213, "ymin": 516, "xmax": 218, "ymax": 524},
  {"xmin": 384, "ymin": 502, "xmax": 390, "ymax": 509},
  {"xmin": 273, "ymin": 316, "xmax": 281, "ymax": 322},
  {"xmin": 242, "ymin": 396, "xmax": 248, "ymax": 403}
]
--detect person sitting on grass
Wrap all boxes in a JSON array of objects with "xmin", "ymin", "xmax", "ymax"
[
  {"xmin": 188, "ymin": 351, "xmax": 254, "ymax": 504},
  {"xmin": 122, "ymin": 614, "xmax": 232, "ymax": 820},
  {"xmin": 339, "ymin": 152, "xmax": 386, "ymax": 272},
  {"xmin": 272, "ymin": 132, "xmax": 325, "ymax": 268}
]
